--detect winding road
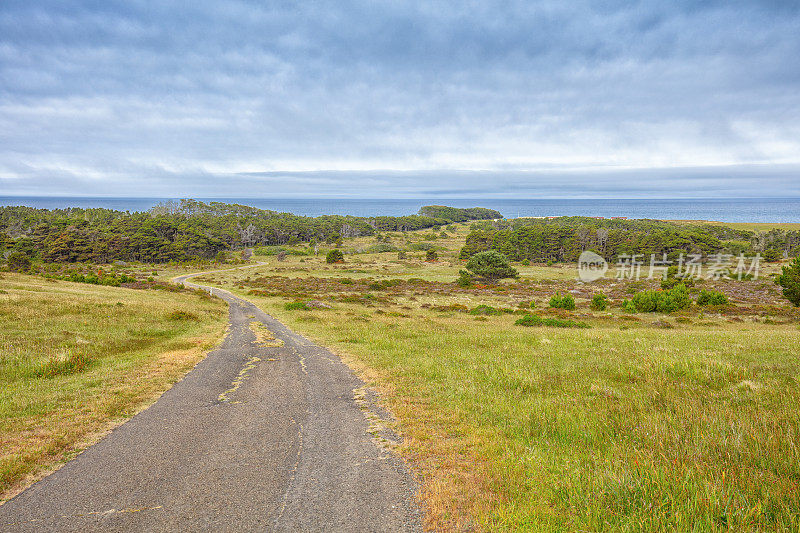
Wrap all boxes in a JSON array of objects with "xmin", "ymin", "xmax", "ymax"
[{"xmin": 0, "ymin": 267, "xmax": 421, "ymax": 532}]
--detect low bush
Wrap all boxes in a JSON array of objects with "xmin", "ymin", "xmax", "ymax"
[
  {"xmin": 590, "ymin": 293, "xmax": 608, "ymax": 311},
  {"xmin": 6, "ymin": 251, "xmax": 31, "ymax": 272},
  {"xmin": 367, "ymin": 279, "xmax": 403, "ymax": 290},
  {"xmin": 326, "ymin": 249, "xmax": 344, "ymax": 264},
  {"xmin": 365, "ymin": 243, "xmax": 398, "ymax": 253},
  {"xmin": 456, "ymin": 269, "xmax": 472, "ymax": 287},
  {"xmin": 425, "ymin": 250, "xmax": 438, "ymax": 262},
  {"xmin": 549, "ymin": 292, "xmax": 576, "ymax": 310},
  {"xmin": 630, "ymin": 284, "xmax": 691, "ymax": 313},
  {"xmin": 775, "ymin": 256, "xmax": 800, "ymax": 306},
  {"xmin": 696, "ymin": 289, "xmax": 729, "ymax": 306},
  {"xmin": 466, "ymin": 251, "xmax": 518, "ymax": 281},
  {"xmin": 409, "ymin": 242, "xmax": 436, "ymax": 251},
  {"xmin": 469, "ymin": 304, "xmax": 504, "ymax": 316},
  {"xmin": 285, "ymin": 301, "xmax": 309, "ymax": 310},
  {"xmin": 515, "ymin": 314, "xmax": 590, "ymax": 328}
]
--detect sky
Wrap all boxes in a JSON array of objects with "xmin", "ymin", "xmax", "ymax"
[{"xmin": 1, "ymin": 0, "xmax": 799, "ymax": 198}]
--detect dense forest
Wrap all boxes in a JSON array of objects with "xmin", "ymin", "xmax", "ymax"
[
  {"xmin": 417, "ymin": 205, "xmax": 501, "ymax": 222},
  {"xmin": 0, "ymin": 200, "xmax": 493, "ymax": 264},
  {"xmin": 459, "ymin": 217, "xmax": 800, "ymax": 262}
]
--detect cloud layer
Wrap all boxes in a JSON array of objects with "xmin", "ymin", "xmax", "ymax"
[{"xmin": 1, "ymin": 1, "xmax": 799, "ymax": 197}]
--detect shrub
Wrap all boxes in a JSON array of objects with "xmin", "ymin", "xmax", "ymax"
[
  {"xmin": 426, "ymin": 249, "xmax": 438, "ymax": 262},
  {"xmin": 515, "ymin": 314, "xmax": 590, "ymax": 328},
  {"xmin": 456, "ymin": 269, "xmax": 472, "ymax": 287},
  {"xmin": 285, "ymin": 301, "xmax": 308, "ymax": 310},
  {"xmin": 366, "ymin": 243, "xmax": 398, "ymax": 253},
  {"xmin": 6, "ymin": 251, "xmax": 31, "ymax": 272},
  {"xmin": 326, "ymin": 249, "xmax": 344, "ymax": 264},
  {"xmin": 696, "ymin": 289, "xmax": 728, "ymax": 306},
  {"xmin": 630, "ymin": 284, "xmax": 691, "ymax": 313},
  {"xmin": 409, "ymin": 242, "xmax": 435, "ymax": 251},
  {"xmin": 469, "ymin": 304, "xmax": 502, "ymax": 316},
  {"xmin": 549, "ymin": 292, "xmax": 576, "ymax": 310},
  {"xmin": 763, "ymin": 248, "xmax": 783, "ymax": 263},
  {"xmin": 590, "ymin": 294, "xmax": 608, "ymax": 311},
  {"xmin": 466, "ymin": 251, "xmax": 518, "ymax": 281},
  {"xmin": 215, "ymin": 251, "xmax": 228, "ymax": 264},
  {"xmin": 660, "ymin": 266, "xmax": 695, "ymax": 289},
  {"xmin": 397, "ymin": 251, "xmax": 407, "ymax": 260},
  {"xmin": 775, "ymin": 256, "xmax": 800, "ymax": 306},
  {"xmin": 522, "ymin": 259, "xmax": 530, "ymax": 266}
]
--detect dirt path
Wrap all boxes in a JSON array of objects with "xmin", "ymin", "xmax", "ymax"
[{"xmin": 0, "ymin": 268, "xmax": 421, "ymax": 532}]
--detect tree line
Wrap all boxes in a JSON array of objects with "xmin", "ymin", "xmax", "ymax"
[
  {"xmin": 0, "ymin": 200, "xmax": 492, "ymax": 264},
  {"xmin": 459, "ymin": 217, "xmax": 800, "ymax": 262}
]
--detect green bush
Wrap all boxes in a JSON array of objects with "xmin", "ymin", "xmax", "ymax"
[
  {"xmin": 6, "ymin": 251, "xmax": 31, "ymax": 272},
  {"xmin": 775, "ymin": 256, "xmax": 800, "ymax": 306},
  {"xmin": 409, "ymin": 242, "xmax": 435, "ymax": 251},
  {"xmin": 456, "ymin": 269, "xmax": 472, "ymax": 287},
  {"xmin": 763, "ymin": 248, "xmax": 783, "ymax": 263},
  {"xmin": 466, "ymin": 251, "xmax": 518, "ymax": 281},
  {"xmin": 549, "ymin": 292, "xmax": 576, "ymax": 310},
  {"xmin": 326, "ymin": 249, "xmax": 344, "ymax": 264},
  {"xmin": 630, "ymin": 284, "xmax": 691, "ymax": 313},
  {"xmin": 521, "ymin": 259, "xmax": 530, "ymax": 266},
  {"xmin": 515, "ymin": 314, "xmax": 590, "ymax": 328},
  {"xmin": 696, "ymin": 289, "xmax": 728, "ymax": 306},
  {"xmin": 426, "ymin": 249, "xmax": 438, "ymax": 262},
  {"xmin": 590, "ymin": 294, "xmax": 608, "ymax": 311},
  {"xmin": 469, "ymin": 304, "xmax": 503, "ymax": 316},
  {"xmin": 365, "ymin": 243, "xmax": 398, "ymax": 253},
  {"xmin": 285, "ymin": 302, "xmax": 308, "ymax": 310},
  {"xmin": 660, "ymin": 266, "xmax": 695, "ymax": 289}
]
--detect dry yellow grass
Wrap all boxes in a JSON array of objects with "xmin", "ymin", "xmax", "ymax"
[{"xmin": 0, "ymin": 273, "xmax": 228, "ymax": 501}]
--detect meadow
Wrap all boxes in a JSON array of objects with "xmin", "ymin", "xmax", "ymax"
[
  {"xmin": 197, "ymin": 225, "xmax": 800, "ymax": 531},
  {"xmin": 0, "ymin": 273, "xmax": 227, "ymax": 500}
]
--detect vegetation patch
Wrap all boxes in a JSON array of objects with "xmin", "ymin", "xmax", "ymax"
[
  {"xmin": 514, "ymin": 314, "xmax": 590, "ymax": 328},
  {"xmin": 248, "ymin": 322, "xmax": 284, "ymax": 347},
  {"xmin": 696, "ymin": 289, "xmax": 729, "ymax": 306},
  {"xmin": 628, "ymin": 284, "xmax": 692, "ymax": 313},
  {"xmin": 549, "ymin": 292, "xmax": 576, "ymax": 310},
  {"xmin": 167, "ymin": 310, "xmax": 199, "ymax": 321}
]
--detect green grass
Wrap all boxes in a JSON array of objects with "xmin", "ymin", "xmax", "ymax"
[
  {"xmin": 0, "ymin": 273, "xmax": 227, "ymax": 499},
  {"xmin": 250, "ymin": 297, "xmax": 800, "ymax": 531},
  {"xmin": 198, "ymin": 229, "xmax": 800, "ymax": 531}
]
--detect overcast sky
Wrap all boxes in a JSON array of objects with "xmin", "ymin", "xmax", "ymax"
[{"xmin": 1, "ymin": 0, "xmax": 799, "ymax": 198}]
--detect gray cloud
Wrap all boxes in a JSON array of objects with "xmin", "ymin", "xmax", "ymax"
[{"xmin": 1, "ymin": 1, "xmax": 799, "ymax": 197}]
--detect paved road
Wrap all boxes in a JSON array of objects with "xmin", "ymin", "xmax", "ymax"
[{"xmin": 0, "ymin": 268, "xmax": 421, "ymax": 532}]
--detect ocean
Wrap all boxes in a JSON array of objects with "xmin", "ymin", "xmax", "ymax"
[{"xmin": 0, "ymin": 197, "xmax": 797, "ymax": 223}]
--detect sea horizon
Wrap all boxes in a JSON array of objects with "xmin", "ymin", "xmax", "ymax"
[{"xmin": 1, "ymin": 196, "xmax": 798, "ymax": 223}]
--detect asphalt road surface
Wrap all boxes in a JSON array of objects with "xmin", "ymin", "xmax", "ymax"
[{"xmin": 0, "ymin": 268, "xmax": 421, "ymax": 532}]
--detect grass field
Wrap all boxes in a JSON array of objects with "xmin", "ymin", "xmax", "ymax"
[
  {"xmin": 0, "ymin": 273, "xmax": 228, "ymax": 500},
  {"xmin": 198, "ymin": 231, "xmax": 800, "ymax": 531}
]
